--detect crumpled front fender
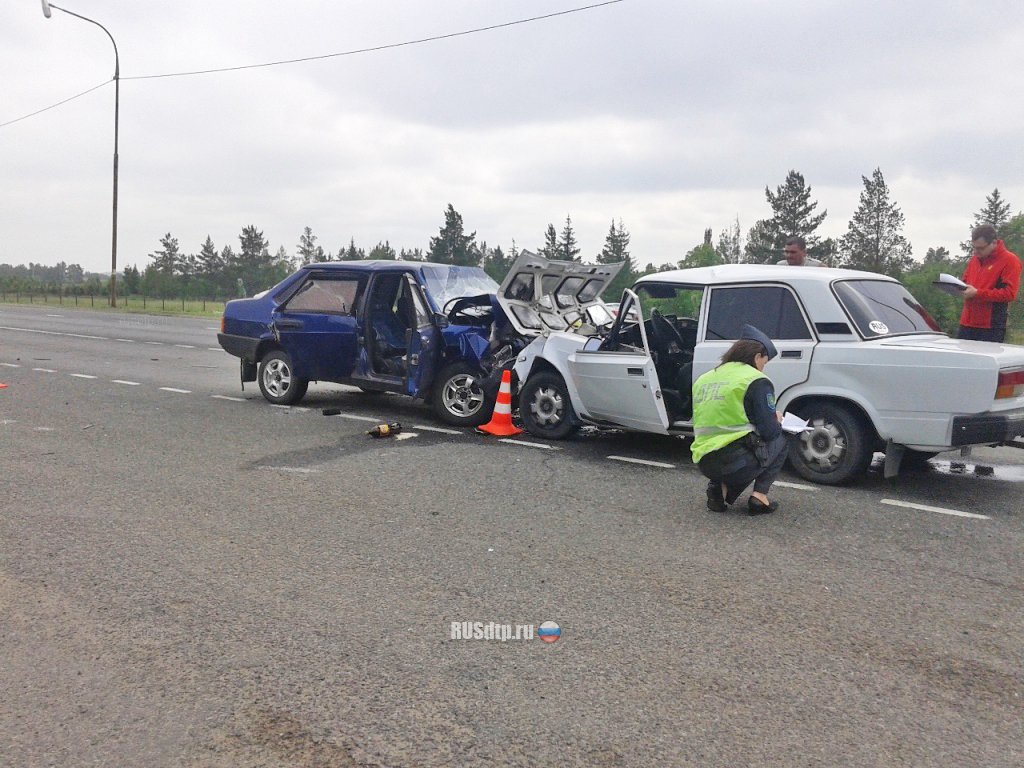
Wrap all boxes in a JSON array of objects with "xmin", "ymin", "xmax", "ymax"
[
  {"xmin": 512, "ymin": 336, "xmax": 548, "ymax": 390},
  {"xmin": 456, "ymin": 330, "xmax": 491, "ymax": 365}
]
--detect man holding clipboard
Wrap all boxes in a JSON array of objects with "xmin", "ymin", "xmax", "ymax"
[{"xmin": 947, "ymin": 224, "xmax": 1021, "ymax": 343}]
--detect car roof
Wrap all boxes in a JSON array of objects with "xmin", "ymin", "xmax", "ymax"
[
  {"xmin": 302, "ymin": 260, "xmax": 455, "ymax": 272},
  {"xmin": 635, "ymin": 263, "xmax": 900, "ymax": 286}
]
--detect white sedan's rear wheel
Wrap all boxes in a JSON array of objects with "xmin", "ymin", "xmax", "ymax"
[{"xmin": 788, "ymin": 402, "xmax": 871, "ymax": 485}]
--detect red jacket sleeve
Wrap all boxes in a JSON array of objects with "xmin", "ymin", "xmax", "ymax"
[{"xmin": 975, "ymin": 255, "xmax": 1021, "ymax": 303}]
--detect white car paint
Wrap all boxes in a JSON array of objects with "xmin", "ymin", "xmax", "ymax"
[{"xmin": 513, "ymin": 264, "xmax": 1024, "ymax": 483}]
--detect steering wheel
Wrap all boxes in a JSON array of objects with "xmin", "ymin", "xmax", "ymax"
[
  {"xmin": 444, "ymin": 295, "xmax": 492, "ymax": 325},
  {"xmin": 649, "ymin": 308, "xmax": 685, "ymax": 355}
]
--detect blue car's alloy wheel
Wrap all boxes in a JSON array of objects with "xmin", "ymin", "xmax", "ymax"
[
  {"xmin": 258, "ymin": 350, "xmax": 309, "ymax": 406},
  {"xmin": 431, "ymin": 363, "xmax": 491, "ymax": 427}
]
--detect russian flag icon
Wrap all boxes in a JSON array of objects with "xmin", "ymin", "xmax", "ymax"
[{"xmin": 538, "ymin": 621, "xmax": 561, "ymax": 643}]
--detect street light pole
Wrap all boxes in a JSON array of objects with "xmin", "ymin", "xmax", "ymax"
[{"xmin": 41, "ymin": 0, "xmax": 120, "ymax": 308}]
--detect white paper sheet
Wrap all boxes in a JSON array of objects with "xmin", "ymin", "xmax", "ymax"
[
  {"xmin": 781, "ymin": 412, "xmax": 811, "ymax": 434},
  {"xmin": 932, "ymin": 272, "xmax": 968, "ymax": 296}
]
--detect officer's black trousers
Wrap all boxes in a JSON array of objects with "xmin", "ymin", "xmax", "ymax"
[{"xmin": 698, "ymin": 433, "xmax": 789, "ymax": 503}]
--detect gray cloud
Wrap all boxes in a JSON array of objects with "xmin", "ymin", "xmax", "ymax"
[{"xmin": 3, "ymin": 0, "xmax": 1023, "ymax": 274}]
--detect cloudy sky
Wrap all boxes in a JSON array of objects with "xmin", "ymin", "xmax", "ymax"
[{"xmin": 3, "ymin": 0, "xmax": 1023, "ymax": 276}]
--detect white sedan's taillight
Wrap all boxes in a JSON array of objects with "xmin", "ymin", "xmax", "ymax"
[{"xmin": 995, "ymin": 368, "xmax": 1024, "ymax": 399}]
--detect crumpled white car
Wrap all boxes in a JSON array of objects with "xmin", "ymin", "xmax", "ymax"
[{"xmin": 511, "ymin": 264, "xmax": 1024, "ymax": 484}]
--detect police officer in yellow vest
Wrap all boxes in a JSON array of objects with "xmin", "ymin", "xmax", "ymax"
[{"xmin": 691, "ymin": 324, "xmax": 788, "ymax": 515}]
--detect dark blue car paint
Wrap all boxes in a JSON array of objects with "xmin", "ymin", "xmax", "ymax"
[{"xmin": 218, "ymin": 261, "xmax": 504, "ymax": 402}]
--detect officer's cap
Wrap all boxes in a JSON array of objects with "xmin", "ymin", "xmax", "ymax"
[{"xmin": 740, "ymin": 324, "xmax": 778, "ymax": 360}]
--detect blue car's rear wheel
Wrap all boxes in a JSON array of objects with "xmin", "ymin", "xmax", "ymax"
[{"xmin": 258, "ymin": 350, "xmax": 308, "ymax": 405}]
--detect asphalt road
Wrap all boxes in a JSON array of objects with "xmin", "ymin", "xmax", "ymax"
[{"xmin": 2, "ymin": 305, "xmax": 1022, "ymax": 767}]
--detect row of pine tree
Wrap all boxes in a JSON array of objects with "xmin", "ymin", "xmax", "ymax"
[{"xmin": 2, "ymin": 169, "xmax": 1021, "ymax": 334}]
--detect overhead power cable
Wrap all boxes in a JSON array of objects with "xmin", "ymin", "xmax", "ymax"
[
  {"xmin": 0, "ymin": 79, "xmax": 111, "ymax": 129},
  {"xmin": 1, "ymin": 0, "xmax": 624, "ymax": 129},
  {"xmin": 124, "ymin": 0, "xmax": 625, "ymax": 80}
]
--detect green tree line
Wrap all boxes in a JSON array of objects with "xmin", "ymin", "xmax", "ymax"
[{"xmin": 3, "ymin": 175, "xmax": 1021, "ymax": 334}]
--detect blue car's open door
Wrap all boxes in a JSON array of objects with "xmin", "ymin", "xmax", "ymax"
[{"xmin": 402, "ymin": 274, "xmax": 442, "ymax": 397}]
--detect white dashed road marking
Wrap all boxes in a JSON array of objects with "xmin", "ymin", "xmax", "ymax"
[
  {"xmin": 174, "ymin": 344, "xmax": 196, "ymax": 349},
  {"xmin": 144, "ymin": 341, "xmax": 164, "ymax": 346},
  {"xmin": 774, "ymin": 480, "xmax": 819, "ymax": 491},
  {"xmin": 0, "ymin": 355, "xmax": 1009, "ymax": 526},
  {"xmin": 412, "ymin": 424, "xmax": 463, "ymax": 435},
  {"xmin": 67, "ymin": 333, "xmax": 105, "ymax": 340},
  {"xmin": 499, "ymin": 438, "xmax": 558, "ymax": 450},
  {"xmin": 880, "ymin": 499, "xmax": 989, "ymax": 520},
  {"xmin": 0, "ymin": 326, "xmax": 60, "ymax": 336},
  {"xmin": 607, "ymin": 455, "xmax": 676, "ymax": 469},
  {"xmin": 115, "ymin": 338, "xmax": 135, "ymax": 342},
  {"xmin": 330, "ymin": 413, "xmax": 381, "ymax": 422}
]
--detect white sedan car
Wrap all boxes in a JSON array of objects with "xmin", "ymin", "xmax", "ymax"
[{"xmin": 511, "ymin": 264, "xmax": 1024, "ymax": 484}]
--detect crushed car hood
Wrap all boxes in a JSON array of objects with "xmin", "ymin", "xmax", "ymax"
[{"xmin": 496, "ymin": 250, "xmax": 623, "ymax": 336}]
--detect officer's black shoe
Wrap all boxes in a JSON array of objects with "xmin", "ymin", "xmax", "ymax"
[
  {"xmin": 747, "ymin": 497, "xmax": 779, "ymax": 515},
  {"xmin": 706, "ymin": 485, "xmax": 727, "ymax": 513}
]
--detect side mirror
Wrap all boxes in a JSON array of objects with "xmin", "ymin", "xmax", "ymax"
[
  {"xmin": 433, "ymin": 311, "xmax": 450, "ymax": 329},
  {"xmin": 41, "ymin": 0, "xmax": 52, "ymax": 18}
]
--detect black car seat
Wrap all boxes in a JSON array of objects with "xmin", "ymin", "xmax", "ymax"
[{"xmin": 370, "ymin": 280, "xmax": 408, "ymax": 375}]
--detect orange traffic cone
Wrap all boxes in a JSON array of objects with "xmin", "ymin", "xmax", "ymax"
[
  {"xmin": 476, "ymin": 369, "xmax": 522, "ymax": 436},
  {"xmin": 0, "ymin": 383, "xmax": 7, "ymax": 389}
]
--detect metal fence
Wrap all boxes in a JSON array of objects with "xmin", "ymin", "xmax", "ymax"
[{"xmin": 0, "ymin": 289, "xmax": 228, "ymax": 314}]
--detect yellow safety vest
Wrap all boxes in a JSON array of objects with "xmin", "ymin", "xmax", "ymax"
[{"xmin": 690, "ymin": 362, "xmax": 767, "ymax": 463}]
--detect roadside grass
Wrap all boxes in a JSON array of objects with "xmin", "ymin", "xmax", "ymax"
[{"xmin": 0, "ymin": 294, "xmax": 226, "ymax": 318}]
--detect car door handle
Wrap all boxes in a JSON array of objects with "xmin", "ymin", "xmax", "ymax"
[
  {"xmin": 780, "ymin": 350, "xmax": 802, "ymax": 359},
  {"xmin": 627, "ymin": 367, "xmax": 644, "ymax": 375},
  {"xmin": 274, "ymin": 319, "xmax": 303, "ymax": 329}
]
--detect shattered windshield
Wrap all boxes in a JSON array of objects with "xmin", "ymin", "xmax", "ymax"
[
  {"xmin": 421, "ymin": 266, "xmax": 499, "ymax": 311},
  {"xmin": 833, "ymin": 279, "xmax": 943, "ymax": 338}
]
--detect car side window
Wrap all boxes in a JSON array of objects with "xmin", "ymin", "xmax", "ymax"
[
  {"xmin": 285, "ymin": 277, "xmax": 360, "ymax": 315},
  {"xmin": 405, "ymin": 278, "xmax": 433, "ymax": 328},
  {"xmin": 706, "ymin": 286, "xmax": 812, "ymax": 340}
]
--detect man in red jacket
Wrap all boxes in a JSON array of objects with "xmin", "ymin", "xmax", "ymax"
[{"xmin": 957, "ymin": 224, "xmax": 1021, "ymax": 342}]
